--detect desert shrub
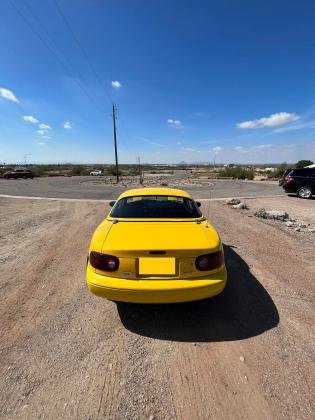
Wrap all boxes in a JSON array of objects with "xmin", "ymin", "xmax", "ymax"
[
  {"xmin": 69, "ymin": 165, "xmax": 90, "ymax": 176},
  {"xmin": 268, "ymin": 163, "xmax": 290, "ymax": 179},
  {"xmin": 219, "ymin": 167, "xmax": 254, "ymax": 180},
  {"xmin": 106, "ymin": 166, "xmax": 122, "ymax": 176}
]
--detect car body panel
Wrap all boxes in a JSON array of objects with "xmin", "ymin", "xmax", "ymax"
[
  {"xmin": 3, "ymin": 169, "xmax": 34, "ymax": 179},
  {"xmin": 86, "ymin": 263, "xmax": 227, "ymax": 303},
  {"xmin": 100, "ymin": 220, "xmax": 220, "ymax": 254},
  {"xmin": 86, "ymin": 187, "xmax": 227, "ymax": 303},
  {"xmin": 116, "ymin": 187, "xmax": 192, "ymax": 200}
]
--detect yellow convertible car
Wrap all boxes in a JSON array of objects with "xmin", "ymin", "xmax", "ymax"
[{"xmin": 86, "ymin": 188, "xmax": 227, "ymax": 303}]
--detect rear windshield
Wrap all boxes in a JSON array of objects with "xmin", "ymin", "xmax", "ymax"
[{"xmin": 110, "ymin": 195, "xmax": 202, "ymax": 218}]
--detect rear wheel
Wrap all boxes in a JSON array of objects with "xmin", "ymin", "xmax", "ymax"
[{"xmin": 297, "ymin": 186, "xmax": 312, "ymax": 199}]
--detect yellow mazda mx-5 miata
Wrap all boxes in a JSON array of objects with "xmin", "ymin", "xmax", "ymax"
[{"xmin": 86, "ymin": 188, "xmax": 227, "ymax": 303}]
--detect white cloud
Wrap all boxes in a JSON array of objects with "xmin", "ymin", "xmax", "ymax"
[
  {"xmin": 140, "ymin": 137, "xmax": 164, "ymax": 147},
  {"xmin": 237, "ymin": 112, "xmax": 300, "ymax": 129},
  {"xmin": 37, "ymin": 129, "xmax": 48, "ymax": 135},
  {"xmin": 273, "ymin": 120, "xmax": 315, "ymax": 133},
  {"xmin": 234, "ymin": 146, "xmax": 248, "ymax": 154},
  {"xmin": 212, "ymin": 146, "xmax": 223, "ymax": 153},
  {"xmin": 177, "ymin": 141, "xmax": 182, "ymax": 145},
  {"xmin": 39, "ymin": 123, "xmax": 51, "ymax": 130},
  {"xmin": 111, "ymin": 80, "xmax": 122, "ymax": 89},
  {"xmin": 0, "ymin": 87, "xmax": 19, "ymax": 103},
  {"xmin": 38, "ymin": 142, "xmax": 45, "ymax": 146},
  {"xmin": 254, "ymin": 144, "xmax": 272, "ymax": 149},
  {"xmin": 23, "ymin": 115, "xmax": 39, "ymax": 124},
  {"xmin": 167, "ymin": 118, "xmax": 182, "ymax": 127},
  {"xmin": 182, "ymin": 147, "xmax": 195, "ymax": 152},
  {"xmin": 63, "ymin": 121, "xmax": 72, "ymax": 129}
]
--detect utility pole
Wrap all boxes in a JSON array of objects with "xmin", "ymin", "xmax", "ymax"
[
  {"xmin": 112, "ymin": 104, "xmax": 119, "ymax": 183},
  {"xmin": 138, "ymin": 156, "xmax": 143, "ymax": 184}
]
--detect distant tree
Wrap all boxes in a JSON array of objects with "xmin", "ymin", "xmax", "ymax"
[
  {"xmin": 295, "ymin": 160, "xmax": 313, "ymax": 168},
  {"xmin": 268, "ymin": 162, "xmax": 290, "ymax": 179}
]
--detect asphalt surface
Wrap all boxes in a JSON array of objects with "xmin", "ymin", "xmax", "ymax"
[{"xmin": 0, "ymin": 176, "xmax": 283, "ymax": 200}]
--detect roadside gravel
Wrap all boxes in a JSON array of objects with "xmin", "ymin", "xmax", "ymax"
[{"xmin": 0, "ymin": 197, "xmax": 313, "ymax": 419}]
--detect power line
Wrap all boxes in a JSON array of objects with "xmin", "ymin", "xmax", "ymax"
[
  {"xmin": 8, "ymin": 0, "xmax": 108, "ymax": 117},
  {"xmin": 53, "ymin": 0, "xmax": 113, "ymax": 105}
]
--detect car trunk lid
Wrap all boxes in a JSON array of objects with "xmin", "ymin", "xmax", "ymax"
[{"xmin": 102, "ymin": 220, "xmax": 220, "ymax": 257}]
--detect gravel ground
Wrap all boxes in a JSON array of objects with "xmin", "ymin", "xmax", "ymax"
[
  {"xmin": 230, "ymin": 195, "xmax": 315, "ymax": 245},
  {"xmin": 0, "ymin": 196, "xmax": 313, "ymax": 419}
]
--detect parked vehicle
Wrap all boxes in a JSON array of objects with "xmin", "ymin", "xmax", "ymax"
[
  {"xmin": 90, "ymin": 170, "xmax": 102, "ymax": 176},
  {"xmin": 86, "ymin": 187, "xmax": 227, "ymax": 303},
  {"xmin": 278, "ymin": 168, "xmax": 291, "ymax": 186},
  {"xmin": 281, "ymin": 167, "xmax": 315, "ymax": 198},
  {"xmin": 3, "ymin": 168, "xmax": 34, "ymax": 179}
]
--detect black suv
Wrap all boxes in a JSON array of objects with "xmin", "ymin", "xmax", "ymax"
[
  {"xmin": 3, "ymin": 169, "xmax": 34, "ymax": 179},
  {"xmin": 281, "ymin": 167, "xmax": 315, "ymax": 198}
]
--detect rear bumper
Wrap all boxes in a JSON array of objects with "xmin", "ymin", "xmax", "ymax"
[
  {"xmin": 86, "ymin": 264, "xmax": 227, "ymax": 303},
  {"xmin": 283, "ymin": 185, "xmax": 297, "ymax": 193}
]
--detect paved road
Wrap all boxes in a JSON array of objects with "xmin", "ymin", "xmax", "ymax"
[{"xmin": 0, "ymin": 176, "xmax": 283, "ymax": 200}]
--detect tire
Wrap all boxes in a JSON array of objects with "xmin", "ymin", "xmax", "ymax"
[{"xmin": 297, "ymin": 186, "xmax": 312, "ymax": 199}]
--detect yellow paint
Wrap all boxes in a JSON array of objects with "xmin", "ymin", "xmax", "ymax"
[{"xmin": 86, "ymin": 188, "xmax": 227, "ymax": 303}]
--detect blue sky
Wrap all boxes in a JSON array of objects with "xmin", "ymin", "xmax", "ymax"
[{"xmin": 1, "ymin": 0, "xmax": 315, "ymax": 164}]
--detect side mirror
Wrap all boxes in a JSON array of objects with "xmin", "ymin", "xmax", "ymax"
[
  {"xmin": 109, "ymin": 201, "xmax": 116, "ymax": 207},
  {"xmin": 196, "ymin": 201, "xmax": 201, "ymax": 207}
]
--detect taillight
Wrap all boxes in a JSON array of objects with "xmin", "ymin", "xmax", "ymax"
[
  {"xmin": 284, "ymin": 176, "xmax": 294, "ymax": 184},
  {"xmin": 195, "ymin": 251, "xmax": 224, "ymax": 271},
  {"xmin": 89, "ymin": 252, "xmax": 119, "ymax": 272}
]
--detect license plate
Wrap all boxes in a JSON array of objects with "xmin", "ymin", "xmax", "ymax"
[{"xmin": 139, "ymin": 257, "xmax": 175, "ymax": 275}]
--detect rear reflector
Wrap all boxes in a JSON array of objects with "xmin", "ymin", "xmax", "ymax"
[
  {"xmin": 89, "ymin": 252, "xmax": 119, "ymax": 272},
  {"xmin": 195, "ymin": 251, "xmax": 224, "ymax": 271}
]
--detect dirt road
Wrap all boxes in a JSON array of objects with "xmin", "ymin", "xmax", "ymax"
[{"xmin": 0, "ymin": 197, "xmax": 313, "ymax": 419}]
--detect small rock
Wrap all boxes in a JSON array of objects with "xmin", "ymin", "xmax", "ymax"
[
  {"xmin": 148, "ymin": 415, "xmax": 155, "ymax": 420},
  {"xmin": 240, "ymin": 356, "xmax": 245, "ymax": 362},
  {"xmin": 255, "ymin": 209, "xmax": 289, "ymax": 221},
  {"xmin": 285, "ymin": 221, "xmax": 294, "ymax": 227},
  {"xmin": 294, "ymin": 227, "xmax": 300, "ymax": 232},
  {"xmin": 232, "ymin": 202, "xmax": 248, "ymax": 209},
  {"xmin": 226, "ymin": 198, "xmax": 241, "ymax": 205},
  {"xmin": 308, "ymin": 228, "xmax": 315, "ymax": 233},
  {"xmin": 298, "ymin": 223, "xmax": 307, "ymax": 228}
]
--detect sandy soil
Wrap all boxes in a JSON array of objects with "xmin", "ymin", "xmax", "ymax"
[{"xmin": 0, "ymin": 197, "xmax": 314, "ymax": 419}]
